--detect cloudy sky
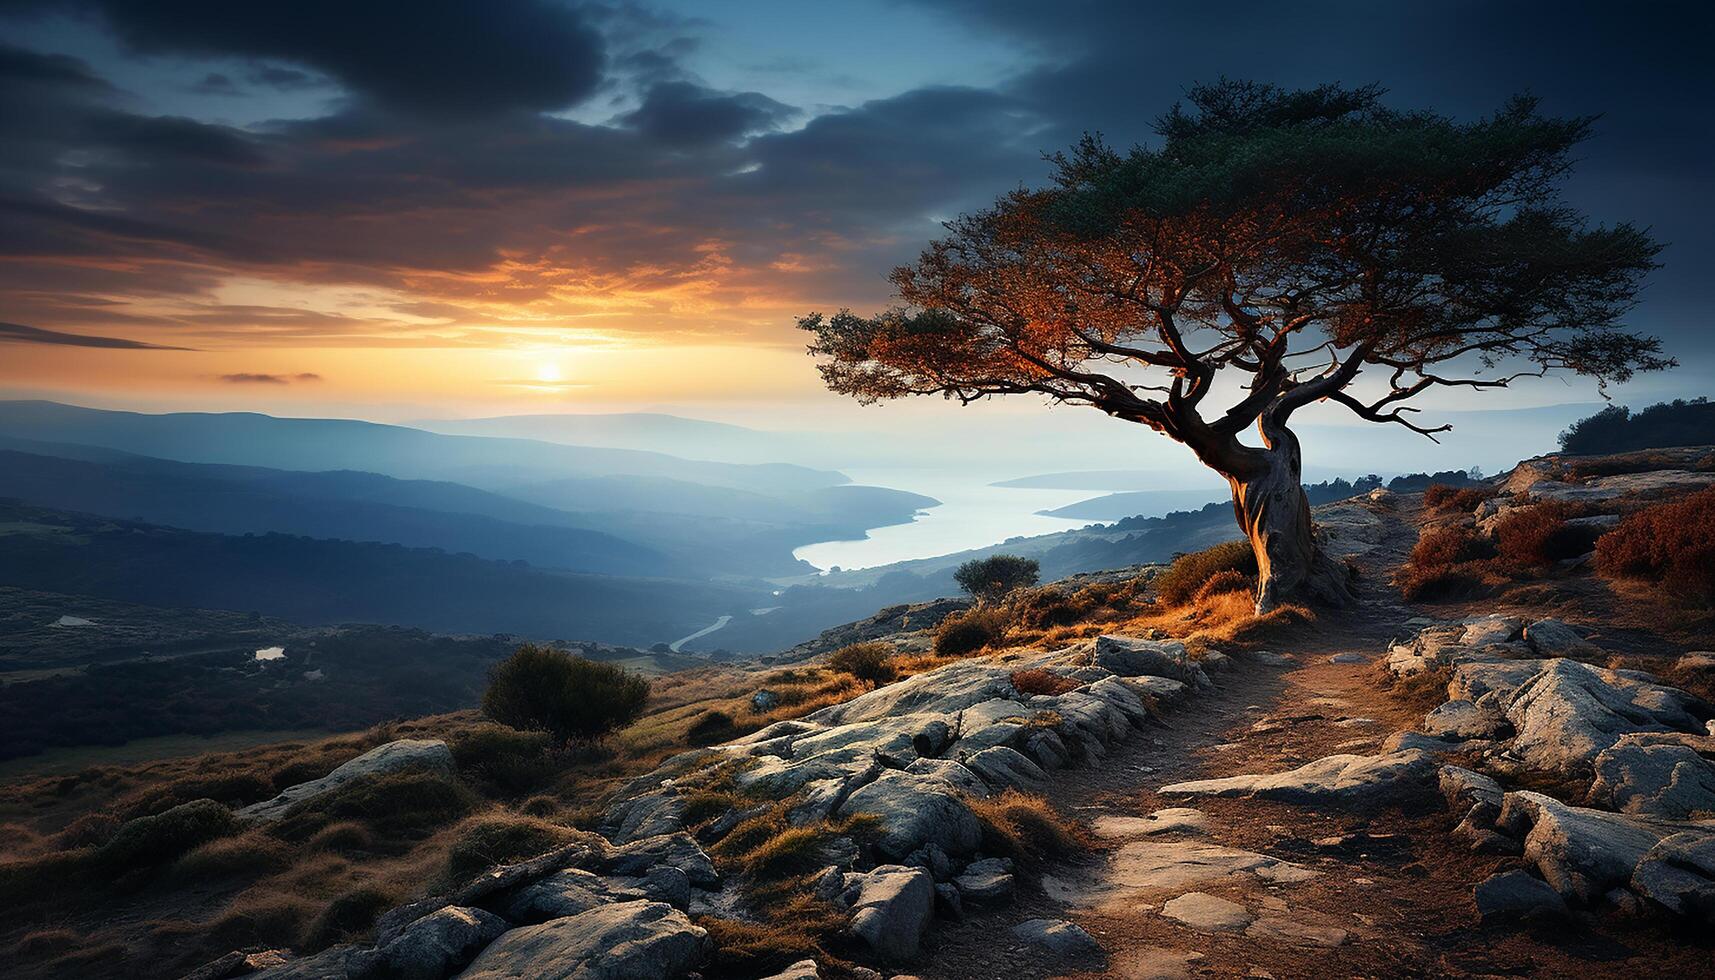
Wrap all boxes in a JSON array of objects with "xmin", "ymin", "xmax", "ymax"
[{"xmin": 0, "ymin": 0, "xmax": 1709, "ymax": 431}]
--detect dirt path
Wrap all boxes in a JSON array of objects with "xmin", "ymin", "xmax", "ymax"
[{"xmin": 910, "ymin": 501, "xmax": 1710, "ymax": 979}]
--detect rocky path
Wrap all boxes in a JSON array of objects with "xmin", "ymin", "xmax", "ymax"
[{"xmin": 911, "ymin": 610, "xmax": 1713, "ymax": 980}]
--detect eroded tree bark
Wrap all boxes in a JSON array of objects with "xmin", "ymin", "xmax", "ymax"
[{"xmin": 1228, "ymin": 408, "xmax": 1355, "ymax": 613}]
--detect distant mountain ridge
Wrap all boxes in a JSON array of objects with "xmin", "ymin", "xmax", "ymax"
[{"xmin": 0, "ymin": 400, "xmax": 844, "ymax": 493}]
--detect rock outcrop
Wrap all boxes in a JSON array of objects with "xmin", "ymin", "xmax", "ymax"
[{"xmin": 238, "ymin": 739, "xmax": 454, "ymax": 822}]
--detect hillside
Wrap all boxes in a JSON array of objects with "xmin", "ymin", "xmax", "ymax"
[
  {"xmin": 0, "ymin": 501, "xmax": 760, "ymax": 646},
  {"xmin": 3, "ymin": 448, "xmax": 1714, "ymax": 980}
]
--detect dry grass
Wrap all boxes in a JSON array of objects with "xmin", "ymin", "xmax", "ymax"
[
  {"xmin": 1153, "ymin": 540, "xmax": 1256, "ymax": 606},
  {"xmin": 965, "ymin": 789, "xmax": 1094, "ymax": 867},
  {"xmin": 1422, "ymin": 484, "xmax": 1497, "ymax": 513},
  {"xmin": 1492, "ymin": 501, "xmax": 1604, "ymax": 566},
  {"xmin": 1596, "ymin": 487, "xmax": 1715, "ymax": 608},
  {"xmin": 826, "ymin": 642, "xmax": 898, "ymax": 686},
  {"xmin": 1010, "ymin": 668, "xmax": 1080, "ymax": 696},
  {"xmin": 1372, "ymin": 659, "xmax": 1453, "ymax": 713}
]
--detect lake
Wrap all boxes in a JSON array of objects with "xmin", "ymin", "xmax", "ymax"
[{"xmin": 793, "ymin": 469, "xmax": 1097, "ymax": 571}]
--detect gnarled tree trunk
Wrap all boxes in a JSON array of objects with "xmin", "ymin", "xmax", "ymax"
[{"xmin": 1199, "ymin": 411, "xmax": 1355, "ymax": 614}]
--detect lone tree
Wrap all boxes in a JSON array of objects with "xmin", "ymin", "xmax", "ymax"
[
  {"xmin": 802, "ymin": 81, "xmax": 1669, "ymax": 612},
  {"xmin": 954, "ymin": 554, "xmax": 1041, "ymax": 604}
]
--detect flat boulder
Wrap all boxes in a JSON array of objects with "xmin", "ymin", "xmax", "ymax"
[
  {"xmin": 842, "ymin": 865, "xmax": 934, "ymax": 962},
  {"xmin": 1631, "ymin": 832, "xmax": 1715, "ymax": 923},
  {"xmin": 1474, "ymin": 870, "xmax": 1567, "ymax": 924},
  {"xmin": 455, "ymin": 900, "xmax": 708, "ymax": 980},
  {"xmin": 1422, "ymin": 700, "xmax": 1508, "ymax": 741},
  {"xmin": 1160, "ymin": 892, "xmax": 1253, "ymax": 932},
  {"xmin": 1092, "ymin": 635, "xmax": 1210, "ymax": 689},
  {"xmin": 601, "ymin": 832, "xmax": 719, "ymax": 889},
  {"xmin": 239, "ymin": 739, "xmax": 453, "ymax": 822},
  {"xmin": 1010, "ymin": 918, "xmax": 1103, "ymax": 959},
  {"xmin": 952, "ymin": 857, "xmax": 1014, "ymax": 904},
  {"xmin": 1496, "ymin": 791, "xmax": 1684, "ymax": 903},
  {"xmin": 1590, "ymin": 732, "xmax": 1715, "ymax": 819},
  {"xmin": 1501, "ymin": 659, "xmax": 1711, "ymax": 778},
  {"xmin": 840, "ymin": 771, "xmax": 982, "ymax": 860},
  {"xmin": 1523, "ymin": 619, "xmax": 1598, "ymax": 657},
  {"xmin": 1159, "ymin": 750, "xmax": 1438, "ymax": 810},
  {"xmin": 376, "ymin": 905, "xmax": 507, "ymax": 980},
  {"xmin": 963, "ymin": 746, "xmax": 1049, "ymax": 795}
]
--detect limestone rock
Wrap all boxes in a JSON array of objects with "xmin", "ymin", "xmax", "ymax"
[
  {"xmin": 757, "ymin": 960, "xmax": 821, "ymax": 980},
  {"xmin": 502, "ymin": 869, "xmax": 614, "ymax": 924},
  {"xmin": 1631, "ymin": 831, "xmax": 1715, "ymax": 923},
  {"xmin": 1159, "ymin": 750, "xmax": 1438, "ymax": 810},
  {"xmin": 604, "ymin": 786, "xmax": 683, "ymax": 844},
  {"xmin": 952, "ymin": 857, "xmax": 1014, "ymax": 904},
  {"xmin": 840, "ymin": 771, "xmax": 982, "ymax": 860},
  {"xmin": 375, "ymin": 905, "xmax": 507, "ymax": 980},
  {"xmin": 239, "ymin": 739, "xmax": 453, "ymax": 822},
  {"xmin": 1024, "ymin": 730, "xmax": 1071, "ymax": 770},
  {"xmin": 250, "ymin": 945, "xmax": 376, "ymax": 979},
  {"xmin": 1502, "ymin": 659, "xmax": 1711, "ymax": 778},
  {"xmin": 455, "ymin": 901, "xmax": 708, "ymax": 980},
  {"xmin": 843, "ymin": 865, "xmax": 934, "ymax": 962},
  {"xmin": 1422, "ymin": 700, "xmax": 1508, "ymax": 741},
  {"xmin": 1461, "ymin": 615, "xmax": 1524, "ymax": 648},
  {"xmin": 1497, "ymin": 791, "xmax": 1687, "ymax": 903},
  {"xmin": 602, "ymin": 832, "xmax": 719, "ymax": 889},
  {"xmin": 1092, "ymin": 807, "xmax": 1207, "ymax": 839},
  {"xmin": 1589, "ymin": 732, "xmax": 1715, "ymax": 819},
  {"xmin": 963, "ymin": 746, "xmax": 1049, "ymax": 794},
  {"xmin": 1243, "ymin": 916, "xmax": 1347, "ymax": 947},
  {"xmin": 1160, "ymin": 892, "xmax": 1253, "ymax": 932},
  {"xmin": 1523, "ymin": 619, "xmax": 1597, "ymax": 657},
  {"xmin": 1010, "ymin": 918, "xmax": 1103, "ymax": 958},
  {"xmin": 1093, "ymin": 635, "xmax": 1211, "ymax": 688},
  {"xmin": 1474, "ymin": 870, "xmax": 1567, "ymax": 924}
]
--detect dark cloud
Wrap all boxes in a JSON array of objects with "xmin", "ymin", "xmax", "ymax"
[
  {"xmin": 10, "ymin": 0, "xmax": 606, "ymax": 114},
  {"xmin": 620, "ymin": 81, "xmax": 795, "ymax": 146},
  {"xmin": 191, "ymin": 71, "xmax": 238, "ymax": 95},
  {"xmin": 248, "ymin": 66, "xmax": 320, "ymax": 91},
  {"xmin": 0, "ymin": 320, "xmax": 194, "ymax": 349},
  {"xmin": 218, "ymin": 372, "xmax": 321, "ymax": 384}
]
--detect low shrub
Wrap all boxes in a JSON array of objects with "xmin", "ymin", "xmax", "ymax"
[
  {"xmin": 204, "ymin": 889, "xmax": 319, "ymax": 951},
  {"xmin": 933, "ymin": 606, "xmax": 1010, "ymax": 657},
  {"xmin": 827, "ymin": 642, "xmax": 897, "ymax": 686},
  {"xmin": 1192, "ymin": 568, "xmax": 1253, "ymax": 603},
  {"xmin": 1009, "ymin": 668, "xmax": 1079, "ymax": 696},
  {"xmin": 1410, "ymin": 526, "xmax": 1494, "ymax": 567},
  {"xmin": 440, "ymin": 813, "xmax": 582, "ymax": 886},
  {"xmin": 1008, "ymin": 587, "xmax": 1091, "ymax": 630},
  {"xmin": 1493, "ymin": 502, "xmax": 1603, "ymax": 565},
  {"xmin": 965, "ymin": 790, "xmax": 1091, "ymax": 866},
  {"xmin": 449, "ymin": 724, "xmax": 556, "ymax": 795},
  {"xmin": 305, "ymin": 820, "xmax": 374, "ymax": 853},
  {"xmin": 56, "ymin": 812, "xmax": 121, "ymax": 851},
  {"xmin": 953, "ymin": 554, "xmax": 1041, "ymax": 603},
  {"xmin": 96, "ymin": 799, "xmax": 239, "ymax": 872},
  {"xmin": 518, "ymin": 795, "xmax": 561, "ymax": 818},
  {"xmin": 275, "ymin": 771, "xmax": 477, "ymax": 844},
  {"xmin": 698, "ymin": 899, "xmax": 848, "ymax": 977},
  {"xmin": 1154, "ymin": 540, "xmax": 1256, "ymax": 606},
  {"xmin": 1422, "ymin": 483, "xmax": 1496, "ymax": 512},
  {"xmin": 685, "ymin": 710, "xmax": 741, "ymax": 745},
  {"xmin": 1596, "ymin": 487, "xmax": 1715, "ymax": 606},
  {"xmin": 482, "ymin": 644, "xmax": 650, "ymax": 745},
  {"xmin": 171, "ymin": 831, "xmax": 291, "ymax": 881},
  {"xmin": 302, "ymin": 885, "xmax": 396, "ymax": 951}
]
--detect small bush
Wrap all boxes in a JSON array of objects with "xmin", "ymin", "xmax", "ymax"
[
  {"xmin": 698, "ymin": 899, "xmax": 847, "ymax": 976},
  {"xmin": 954, "ymin": 554, "xmax": 1041, "ymax": 603},
  {"xmin": 483, "ymin": 644, "xmax": 650, "ymax": 745},
  {"xmin": 518, "ymin": 795, "xmax": 561, "ymax": 818},
  {"xmin": 965, "ymin": 790, "xmax": 1091, "ymax": 866},
  {"xmin": 56, "ymin": 812, "xmax": 121, "ymax": 851},
  {"xmin": 1009, "ymin": 668, "xmax": 1079, "ymax": 696},
  {"xmin": 302, "ymin": 885, "xmax": 395, "ymax": 951},
  {"xmin": 1596, "ymin": 487, "xmax": 1715, "ymax": 606},
  {"xmin": 449, "ymin": 724, "xmax": 556, "ymax": 795},
  {"xmin": 1193, "ymin": 568, "xmax": 1252, "ymax": 603},
  {"xmin": 933, "ymin": 606, "xmax": 1010, "ymax": 657},
  {"xmin": 171, "ymin": 831, "xmax": 291, "ymax": 881},
  {"xmin": 276, "ymin": 771, "xmax": 476, "ymax": 843},
  {"xmin": 827, "ymin": 642, "xmax": 897, "ymax": 686},
  {"xmin": 205, "ymin": 889, "xmax": 319, "ymax": 951},
  {"xmin": 1154, "ymin": 540, "xmax": 1256, "ymax": 606},
  {"xmin": 96, "ymin": 799, "xmax": 238, "ymax": 872},
  {"xmin": 1009, "ymin": 587, "xmax": 1091, "ymax": 629},
  {"xmin": 1410, "ymin": 526, "xmax": 1494, "ymax": 567},
  {"xmin": 305, "ymin": 820, "xmax": 374, "ymax": 853},
  {"xmin": 1423, "ymin": 483, "xmax": 1496, "ymax": 512},
  {"xmin": 440, "ymin": 814, "xmax": 582, "ymax": 886},
  {"xmin": 1493, "ymin": 502, "xmax": 1602, "ymax": 565}
]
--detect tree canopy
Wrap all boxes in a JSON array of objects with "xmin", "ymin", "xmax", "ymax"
[{"xmin": 801, "ymin": 81, "xmax": 1669, "ymax": 480}]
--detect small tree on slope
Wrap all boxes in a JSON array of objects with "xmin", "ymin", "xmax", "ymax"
[{"xmin": 801, "ymin": 81, "xmax": 1669, "ymax": 613}]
